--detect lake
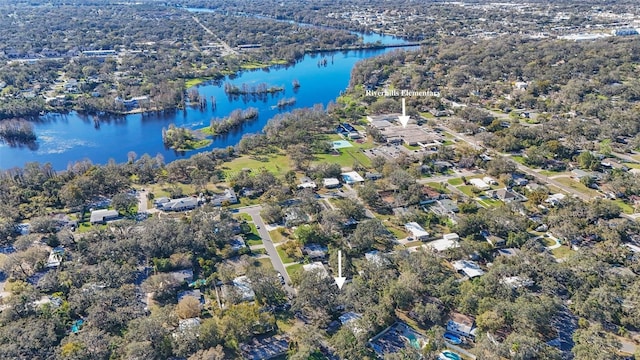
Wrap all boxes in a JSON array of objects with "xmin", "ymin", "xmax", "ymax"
[{"xmin": 0, "ymin": 23, "xmax": 410, "ymax": 170}]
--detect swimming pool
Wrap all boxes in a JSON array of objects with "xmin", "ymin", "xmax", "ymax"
[{"xmin": 332, "ymin": 140, "xmax": 353, "ymax": 149}]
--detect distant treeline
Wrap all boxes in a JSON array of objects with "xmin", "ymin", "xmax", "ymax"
[
  {"xmin": 209, "ymin": 108, "xmax": 259, "ymax": 135},
  {"xmin": 0, "ymin": 119, "xmax": 37, "ymax": 145},
  {"xmin": 224, "ymin": 82, "xmax": 284, "ymax": 95}
]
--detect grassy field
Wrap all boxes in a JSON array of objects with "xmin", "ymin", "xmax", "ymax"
[
  {"xmin": 551, "ymin": 245, "xmax": 574, "ymax": 259},
  {"xmin": 269, "ymin": 229, "xmax": 288, "ymax": 244},
  {"xmin": 240, "ymin": 59, "xmax": 289, "ymax": 69},
  {"xmin": 277, "ymin": 245, "xmax": 297, "ymax": 264},
  {"xmin": 612, "ymin": 199, "xmax": 634, "ymax": 214},
  {"xmin": 539, "ymin": 170, "xmax": 563, "ymax": 177},
  {"xmin": 623, "ymin": 162, "xmax": 640, "ymax": 169},
  {"xmin": 511, "ymin": 155, "xmax": 526, "ymax": 165},
  {"xmin": 477, "ymin": 197, "xmax": 501, "ymax": 208},
  {"xmin": 286, "ymin": 263, "xmax": 303, "ymax": 277},
  {"xmin": 245, "ymin": 223, "xmax": 263, "ymax": 245},
  {"xmin": 251, "ymin": 257, "xmax": 273, "ymax": 269},
  {"xmin": 457, "ymin": 185, "xmax": 478, "ymax": 197},
  {"xmin": 553, "ymin": 177, "xmax": 599, "ymax": 196},
  {"xmin": 541, "ymin": 236, "xmax": 557, "ymax": 247},
  {"xmin": 234, "ymin": 213, "xmax": 253, "ymax": 222},
  {"xmin": 221, "ymin": 154, "xmax": 291, "ymax": 180},
  {"xmin": 314, "ymin": 149, "xmax": 371, "ymax": 169},
  {"xmin": 447, "ymin": 178, "xmax": 464, "ymax": 186},
  {"xmin": 386, "ymin": 225, "xmax": 409, "ymax": 239}
]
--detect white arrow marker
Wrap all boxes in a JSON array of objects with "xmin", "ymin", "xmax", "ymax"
[
  {"xmin": 334, "ymin": 250, "xmax": 346, "ymax": 290},
  {"xmin": 398, "ymin": 97, "xmax": 410, "ymax": 128}
]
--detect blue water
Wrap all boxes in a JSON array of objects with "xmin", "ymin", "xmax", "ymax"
[{"xmin": 0, "ymin": 24, "xmax": 410, "ymax": 170}]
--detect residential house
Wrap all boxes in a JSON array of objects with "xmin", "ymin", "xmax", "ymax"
[
  {"xmin": 89, "ymin": 209, "xmax": 119, "ymax": 224},
  {"xmin": 162, "ymin": 197, "xmax": 198, "ymax": 211},
  {"xmin": 229, "ymin": 276, "xmax": 255, "ymax": 302},
  {"xmin": 571, "ymin": 169, "xmax": 590, "ymax": 180},
  {"xmin": 365, "ymin": 172, "xmax": 383, "ymax": 181},
  {"xmin": 297, "ymin": 177, "xmax": 317, "ymax": 190},
  {"xmin": 437, "ymin": 199, "xmax": 459, "ymax": 214},
  {"xmin": 420, "ymin": 186, "xmax": 441, "ymax": 204},
  {"xmin": 452, "ymin": 260, "xmax": 485, "ymax": 278},
  {"xmin": 447, "ymin": 312, "xmax": 478, "ymax": 340},
  {"xmin": 513, "ymin": 177, "xmax": 529, "ymax": 186},
  {"xmin": 469, "ymin": 178, "xmax": 490, "ymax": 191},
  {"xmin": 483, "ymin": 176, "xmax": 497, "ymax": 185},
  {"xmin": 426, "ymin": 233, "xmax": 460, "ymax": 252},
  {"xmin": 302, "ymin": 262, "xmax": 329, "ymax": 278},
  {"xmin": 485, "ymin": 235, "xmax": 506, "ymax": 248},
  {"xmin": 491, "ymin": 188, "xmax": 526, "ymax": 203},
  {"xmin": 405, "ymin": 222, "xmax": 429, "ymax": 241},
  {"xmin": 154, "ymin": 197, "xmax": 171, "ymax": 207},
  {"xmin": 46, "ymin": 247, "xmax": 66, "ymax": 268},
  {"xmin": 229, "ymin": 236, "xmax": 247, "ymax": 252},
  {"xmin": 433, "ymin": 161, "xmax": 454, "ymax": 172},
  {"xmin": 545, "ymin": 193, "xmax": 567, "ymax": 206},
  {"xmin": 241, "ymin": 335, "xmax": 290, "ymax": 360},
  {"xmin": 177, "ymin": 289, "xmax": 204, "ymax": 304},
  {"xmin": 323, "ymin": 178, "xmax": 341, "ymax": 189},
  {"xmin": 303, "ymin": 244, "xmax": 328, "ymax": 259},
  {"xmin": 285, "ymin": 207, "xmax": 308, "ymax": 227},
  {"xmin": 368, "ymin": 322, "xmax": 427, "ymax": 357},
  {"xmin": 212, "ymin": 189, "xmax": 238, "ymax": 206},
  {"xmin": 364, "ymin": 250, "xmax": 388, "ymax": 266},
  {"xmin": 341, "ymin": 171, "xmax": 365, "ymax": 185}
]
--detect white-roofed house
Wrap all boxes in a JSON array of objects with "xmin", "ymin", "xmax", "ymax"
[
  {"xmin": 323, "ymin": 178, "xmax": 341, "ymax": 188},
  {"xmin": 469, "ymin": 178, "xmax": 490, "ymax": 191},
  {"xmin": 447, "ymin": 312, "xmax": 477, "ymax": 340},
  {"xmin": 162, "ymin": 197, "xmax": 198, "ymax": 211},
  {"xmin": 303, "ymin": 262, "xmax": 329, "ymax": 278},
  {"xmin": 452, "ymin": 260, "xmax": 485, "ymax": 278},
  {"xmin": 341, "ymin": 171, "xmax": 364, "ymax": 185},
  {"xmin": 404, "ymin": 222, "xmax": 429, "ymax": 241},
  {"xmin": 89, "ymin": 209, "xmax": 119, "ymax": 224}
]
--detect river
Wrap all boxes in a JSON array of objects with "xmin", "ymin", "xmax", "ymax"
[{"xmin": 0, "ymin": 18, "xmax": 411, "ymax": 170}]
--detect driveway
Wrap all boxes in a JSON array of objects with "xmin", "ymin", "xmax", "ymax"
[{"xmin": 237, "ymin": 205, "xmax": 295, "ymax": 296}]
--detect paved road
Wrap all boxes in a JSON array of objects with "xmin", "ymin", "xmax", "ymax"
[
  {"xmin": 136, "ymin": 189, "xmax": 148, "ymax": 213},
  {"xmin": 237, "ymin": 205, "xmax": 295, "ymax": 296}
]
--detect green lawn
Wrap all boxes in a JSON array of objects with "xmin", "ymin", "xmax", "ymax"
[
  {"xmin": 612, "ymin": 199, "xmax": 634, "ymax": 214},
  {"xmin": 234, "ymin": 213, "xmax": 253, "ymax": 222},
  {"xmin": 245, "ymin": 223, "xmax": 263, "ymax": 245},
  {"xmin": 386, "ymin": 225, "xmax": 408, "ymax": 239},
  {"xmin": 403, "ymin": 143, "xmax": 422, "ymax": 151},
  {"xmin": 623, "ymin": 162, "xmax": 640, "ymax": 169},
  {"xmin": 477, "ymin": 197, "xmax": 501, "ymax": 208},
  {"xmin": 286, "ymin": 263, "xmax": 303, "ymax": 277},
  {"xmin": 553, "ymin": 177, "xmax": 599, "ymax": 196},
  {"xmin": 221, "ymin": 154, "xmax": 291, "ymax": 180},
  {"xmin": 457, "ymin": 185, "xmax": 478, "ymax": 197},
  {"xmin": 314, "ymin": 148, "xmax": 371, "ymax": 169},
  {"xmin": 277, "ymin": 245, "xmax": 297, "ymax": 263},
  {"xmin": 447, "ymin": 178, "xmax": 463, "ymax": 186},
  {"xmin": 251, "ymin": 257, "xmax": 273, "ymax": 269},
  {"xmin": 511, "ymin": 155, "xmax": 526, "ymax": 165},
  {"xmin": 77, "ymin": 222, "xmax": 106, "ymax": 233},
  {"xmin": 539, "ymin": 170, "xmax": 562, "ymax": 177},
  {"xmin": 269, "ymin": 229, "xmax": 288, "ymax": 243},
  {"xmin": 551, "ymin": 245, "xmax": 574, "ymax": 259},
  {"xmin": 404, "ymin": 240, "xmax": 424, "ymax": 248},
  {"xmin": 541, "ymin": 237, "xmax": 557, "ymax": 247}
]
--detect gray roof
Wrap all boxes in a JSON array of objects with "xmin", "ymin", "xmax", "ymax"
[{"xmin": 89, "ymin": 209, "xmax": 119, "ymax": 223}]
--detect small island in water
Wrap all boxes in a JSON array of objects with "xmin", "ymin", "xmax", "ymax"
[{"xmin": 161, "ymin": 124, "xmax": 212, "ymax": 151}]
